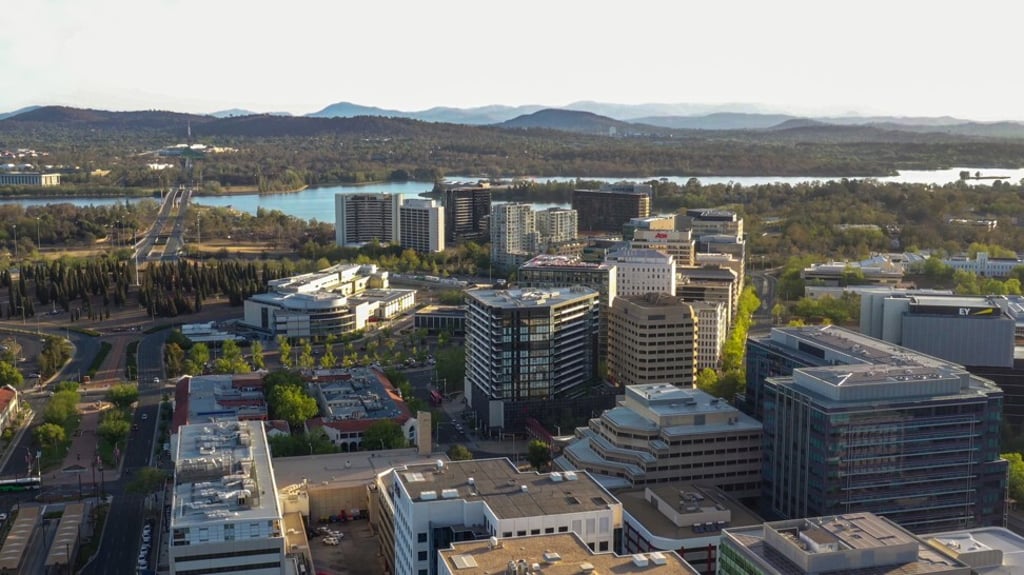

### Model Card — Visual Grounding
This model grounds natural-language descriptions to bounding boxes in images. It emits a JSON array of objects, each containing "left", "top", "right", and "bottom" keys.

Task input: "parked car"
[{"left": 322, "top": 536, "right": 339, "bottom": 546}]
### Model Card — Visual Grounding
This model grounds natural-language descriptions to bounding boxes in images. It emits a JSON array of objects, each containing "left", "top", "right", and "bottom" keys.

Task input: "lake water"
[{"left": 4, "top": 167, "right": 1022, "bottom": 220}]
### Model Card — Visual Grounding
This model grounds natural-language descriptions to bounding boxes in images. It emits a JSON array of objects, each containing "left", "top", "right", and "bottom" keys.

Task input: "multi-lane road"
[{"left": 134, "top": 185, "right": 192, "bottom": 263}]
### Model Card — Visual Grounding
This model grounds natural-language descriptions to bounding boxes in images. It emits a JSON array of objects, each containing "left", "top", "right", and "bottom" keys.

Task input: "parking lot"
[{"left": 308, "top": 519, "right": 381, "bottom": 575}]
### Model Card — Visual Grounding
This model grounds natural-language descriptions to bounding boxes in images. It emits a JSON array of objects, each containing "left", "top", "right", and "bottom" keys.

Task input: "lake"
[{"left": 4, "top": 167, "right": 1022, "bottom": 220}]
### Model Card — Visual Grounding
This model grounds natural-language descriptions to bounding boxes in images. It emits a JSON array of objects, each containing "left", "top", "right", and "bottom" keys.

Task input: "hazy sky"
[{"left": 2, "top": 0, "right": 1021, "bottom": 120}]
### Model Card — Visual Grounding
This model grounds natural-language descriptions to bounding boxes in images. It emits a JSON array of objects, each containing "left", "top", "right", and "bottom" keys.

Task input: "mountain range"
[{"left": 3, "top": 101, "right": 1024, "bottom": 140}]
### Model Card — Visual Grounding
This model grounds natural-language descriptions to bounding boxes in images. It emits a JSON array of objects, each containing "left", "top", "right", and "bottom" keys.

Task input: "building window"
[
  {"left": 502, "top": 532, "right": 513, "bottom": 538},
  {"left": 417, "top": 533, "right": 427, "bottom": 543},
  {"left": 531, "top": 529, "right": 540, "bottom": 535},
  {"left": 558, "top": 526, "right": 568, "bottom": 533},
  {"left": 517, "top": 531, "right": 526, "bottom": 537},
  {"left": 599, "top": 541, "right": 609, "bottom": 552},
  {"left": 418, "top": 551, "right": 427, "bottom": 561},
  {"left": 545, "top": 527, "right": 554, "bottom": 534}
]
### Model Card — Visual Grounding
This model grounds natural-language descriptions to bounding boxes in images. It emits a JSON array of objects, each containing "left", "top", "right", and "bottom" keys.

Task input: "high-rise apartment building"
[
  {"left": 535, "top": 207, "right": 578, "bottom": 245},
  {"left": 572, "top": 189, "right": 651, "bottom": 233},
  {"left": 169, "top": 421, "right": 284, "bottom": 575},
  {"left": 605, "top": 248, "right": 676, "bottom": 297},
  {"left": 517, "top": 255, "right": 618, "bottom": 359},
  {"left": 748, "top": 326, "right": 1007, "bottom": 533},
  {"left": 334, "top": 192, "right": 402, "bottom": 246},
  {"left": 442, "top": 186, "right": 491, "bottom": 244},
  {"left": 399, "top": 198, "right": 445, "bottom": 253},
  {"left": 464, "top": 287, "right": 599, "bottom": 433},
  {"left": 608, "top": 293, "right": 697, "bottom": 388},
  {"left": 490, "top": 203, "right": 538, "bottom": 271}
]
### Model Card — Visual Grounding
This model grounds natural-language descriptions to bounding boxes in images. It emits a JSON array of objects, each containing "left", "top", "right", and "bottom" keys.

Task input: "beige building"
[
  {"left": 557, "top": 384, "right": 762, "bottom": 497},
  {"left": 693, "top": 301, "right": 728, "bottom": 370},
  {"left": 632, "top": 228, "right": 695, "bottom": 266},
  {"left": 608, "top": 293, "right": 697, "bottom": 388},
  {"left": 399, "top": 198, "right": 445, "bottom": 253}
]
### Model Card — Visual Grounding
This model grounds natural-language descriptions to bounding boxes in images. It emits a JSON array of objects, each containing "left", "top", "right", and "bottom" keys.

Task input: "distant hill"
[
  {"left": 307, "top": 101, "right": 544, "bottom": 124},
  {"left": 635, "top": 112, "right": 799, "bottom": 130},
  {"left": 5, "top": 105, "right": 213, "bottom": 130},
  {"left": 307, "top": 102, "right": 411, "bottom": 119},
  {"left": 498, "top": 108, "right": 664, "bottom": 135},
  {"left": 0, "top": 106, "right": 40, "bottom": 121}
]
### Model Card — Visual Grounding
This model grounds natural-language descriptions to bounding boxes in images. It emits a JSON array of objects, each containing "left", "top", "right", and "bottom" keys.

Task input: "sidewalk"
[{"left": 0, "top": 406, "right": 35, "bottom": 474}]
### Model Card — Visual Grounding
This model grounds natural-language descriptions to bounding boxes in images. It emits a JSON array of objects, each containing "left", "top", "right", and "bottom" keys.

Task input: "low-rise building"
[
  {"left": 379, "top": 458, "right": 623, "bottom": 575},
  {"left": 0, "top": 172, "right": 60, "bottom": 186},
  {"left": 438, "top": 532, "right": 698, "bottom": 575},
  {"left": 718, "top": 513, "right": 971, "bottom": 575},
  {"left": 171, "top": 375, "right": 268, "bottom": 432},
  {"left": 305, "top": 368, "right": 416, "bottom": 451},
  {"left": 617, "top": 483, "right": 762, "bottom": 574},
  {"left": 414, "top": 305, "right": 466, "bottom": 336}
]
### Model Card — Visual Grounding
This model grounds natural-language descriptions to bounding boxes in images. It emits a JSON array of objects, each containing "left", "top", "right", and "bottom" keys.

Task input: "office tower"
[
  {"left": 605, "top": 248, "right": 676, "bottom": 297},
  {"left": 608, "top": 293, "right": 698, "bottom": 388},
  {"left": 442, "top": 187, "right": 491, "bottom": 244},
  {"left": 750, "top": 326, "right": 1007, "bottom": 533},
  {"left": 334, "top": 192, "right": 402, "bottom": 246},
  {"left": 693, "top": 301, "right": 728, "bottom": 370},
  {"left": 399, "top": 198, "right": 445, "bottom": 253},
  {"left": 572, "top": 189, "right": 651, "bottom": 234},
  {"left": 630, "top": 228, "right": 695, "bottom": 266}
]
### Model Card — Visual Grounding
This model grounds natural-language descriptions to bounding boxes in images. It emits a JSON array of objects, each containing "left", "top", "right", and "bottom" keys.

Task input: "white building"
[
  {"left": 334, "top": 192, "right": 402, "bottom": 247},
  {"left": 605, "top": 248, "right": 676, "bottom": 297},
  {"left": 490, "top": 202, "right": 538, "bottom": 271},
  {"left": 169, "top": 421, "right": 284, "bottom": 575},
  {"left": 945, "top": 251, "right": 1024, "bottom": 278},
  {"left": 399, "top": 198, "right": 445, "bottom": 253},
  {"left": 693, "top": 301, "right": 728, "bottom": 370},
  {"left": 380, "top": 458, "right": 623, "bottom": 575},
  {"left": 242, "top": 263, "right": 415, "bottom": 338},
  {"left": 535, "top": 207, "right": 578, "bottom": 245}
]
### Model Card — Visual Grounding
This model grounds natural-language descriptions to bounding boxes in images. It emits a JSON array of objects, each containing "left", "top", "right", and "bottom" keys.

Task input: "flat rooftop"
[
  {"left": 520, "top": 254, "right": 613, "bottom": 270},
  {"left": 186, "top": 375, "right": 267, "bottom": 423},
  {"left": 274, "top": 449, "right": 448, "bottom": 492},
  {"left": 726, "top": 513, "right": 966, "bottom": 575},
  {"left": 172, "top": 420, "right": 280, "bottom": 528},
  {"left": 761, "top": 326, "right": 964, "bottom": 370},
  {"left": 618, "top": 484, "right": 762, "bottom": 541},
  {"left": 923, "top": 527, "right": 1024, "bottom": 574},
  {"left": 45, "top": 502, "right": 84, "bottom": 568},
  {"left": 312, "top": 368, "right": 409, "bottom": 422},
  {"left": 394, "top": 458, "right": 617, "bottom": 519},
  {"left": 466, "top": 287, "right": 598, "bottom": 308},
  {"left": 0, "top": 504, "right": 41, "bottom": 571},
  {"left": 440, "top": 533, "right": 697, "bottom": 574}
]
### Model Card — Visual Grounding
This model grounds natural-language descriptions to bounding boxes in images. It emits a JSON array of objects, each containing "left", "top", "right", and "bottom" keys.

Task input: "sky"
[{"left": 2, "top": 0, "right": 1022, "bottom": 121}]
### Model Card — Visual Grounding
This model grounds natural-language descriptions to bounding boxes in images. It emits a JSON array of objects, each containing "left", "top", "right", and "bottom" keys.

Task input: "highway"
[{"left": 134, "top": 186, "right": 192, "bottom": 264}]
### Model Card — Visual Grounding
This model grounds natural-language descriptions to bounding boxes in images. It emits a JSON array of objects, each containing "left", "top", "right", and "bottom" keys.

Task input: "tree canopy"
[{"left": 363, "top": 420, "right": 407, "bottom": 450}]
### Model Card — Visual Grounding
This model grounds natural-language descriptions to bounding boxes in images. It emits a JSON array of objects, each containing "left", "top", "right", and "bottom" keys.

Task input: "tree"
[
  {"left": 320, "top": 347, "right": 336, "bottom": 369},
  {"left": 277, "top": 336, "right": 293, "bottom": 368},
  {"left": 98, "top": 414, "right": 131, "bottom": 445},
  {"left": 106, "top": 383, "right": 139, "bottom": 409},
  {"left": 1005, "top": 452, "right": 1024, "bottom": 503},
  {"left": 0, "top": 361, "right": 23, "bottom": 388},
  {"left": 165, "top": 342, "right": 185, "bottom": 376},
  {"left": 126, "top": 467, "right": 168, "bottom": 494},
  {"left": 695, "top": 368, "right": 718, "bottom": 393},
  {"left": 267, "top": 384, "right": 318, "bottom": 429},
  {"left": 447, "top": 444, "right": 473, "bottom": 461},
  {"left": 35, "top": 422, "right": 66, "bottom": 451},
  {"left": 43, "top": 389, "right": 80, "bottom": 427},
  {"left": 525, "top": 439, "right": 551, "bottom": 471},
  {"left": 251, "top": 340, "right": 265, "bottom": 370},
  {"left": 363, "top": 420, "right": 406, "bottom": 450},
  {"left": 434, "top": 347, "right": 465, "bottom": 394},
  {"left": 0, "top": 337, "right": 22, "bottom": 365},
  {"left": 186, "top": 342, "right": 210, "bottom": 374},
  {"left": 298, "top": 339, "right": 315, "bottom": 369},
  {"left": 53, "top": 381, "right": 79, "bottom": 393},
  {"left": 213, "top": 340, "right": 250, "bottom": 374}
]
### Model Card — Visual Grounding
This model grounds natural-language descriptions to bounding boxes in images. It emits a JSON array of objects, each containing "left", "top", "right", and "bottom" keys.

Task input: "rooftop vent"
[
  {"left": 563, "top": 471, "right": 579, "bottom": 481},
  {"left": 543, "top": 551, "right": 562, "bottom": 562},
  {"left": 468, "top": 477, "right": 475, "bottom": 486},
  {"left": 632, "top": 554, "right": 649, "bottom": 567},
  {"left": 579, "top": 562, "right": 596, "bottom": 573},
  {"left": 489, "top": 536, "right": 501, "bottom": 549},
  {"left": 420, "top": 491, "right": 438, "bottom": 501},
  {"left": 521, "top": 485, "right": 529, "bottom": 493},
  {"left": 550, "top": 472, "right": 564, "bottom": 482},
  {"left": 441, "top": 489, "right": 459, "bottom": 499},
  {"left": 648, "top": 552, "right": 667, "bottom": 565}
]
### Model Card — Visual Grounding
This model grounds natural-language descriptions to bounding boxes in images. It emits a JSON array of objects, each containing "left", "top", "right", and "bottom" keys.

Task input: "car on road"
[
  {"left": 0, "top": 513, "right": 7, "bottom": 522},
  {"left": 153, "top": 377, "right": 160, "bottom": 384},
  {"left": 322, "top": 536, "right": 339, "bottom": 546},
  {"left": 141, "top": 413, "right": 149, "bottom": 420}
]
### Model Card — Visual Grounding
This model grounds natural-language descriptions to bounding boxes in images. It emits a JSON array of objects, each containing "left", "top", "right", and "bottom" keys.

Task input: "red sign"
[{"left": 655, "top": 232, "right": 668, "bottom": 239}]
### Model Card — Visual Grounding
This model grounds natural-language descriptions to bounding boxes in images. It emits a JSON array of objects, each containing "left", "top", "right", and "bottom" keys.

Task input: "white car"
[{"left": 322, "top": 536, "right": 339, "bottom": 546}]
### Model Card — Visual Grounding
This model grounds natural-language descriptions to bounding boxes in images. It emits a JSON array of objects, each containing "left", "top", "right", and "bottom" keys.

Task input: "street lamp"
[{"left": 35, "top": 217, "right": 40, "bottom": 250}]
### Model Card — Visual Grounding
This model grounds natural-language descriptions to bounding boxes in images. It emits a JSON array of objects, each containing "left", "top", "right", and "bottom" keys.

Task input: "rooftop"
[
  {"left": 172, "top": 420, "right": 280, "bottom": 528},
  {"left": 725, "top": 513, "right": 967, "bottom": 575},
  {"left": 439, "top": 533, "right": 697, "bottom": 574},
  {"left": 520, "top": 254, "right": 613, "bottom": 270},
  {"left": 609, "top": 384, "right": 761, "bottom": 436},
  {"left": 274, "top": 449, "right": 448, "bottom": 492},
  {"left": 185, "top": 375, "right": 267, "bottom": 424},
  {"left": 393, "top": 458, "right": 617, "bottom": 520},
  {"left": 466, "top": 287, "right": 598, "bottom": 308},
  {"left": 617, "top": 483, "right": 763, "bottom": 541},
  {"left": 758, "top": 326, "right": 963, "bottom": 370},
  {"left": 309, "top": 367, "right": 411, "bottom": 423},
  {"left": 923, "top": 527, "right": 1024, "bottom": 574},
  {"left": 606, "top": 248, "right": 674, "bottom": 263}
]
